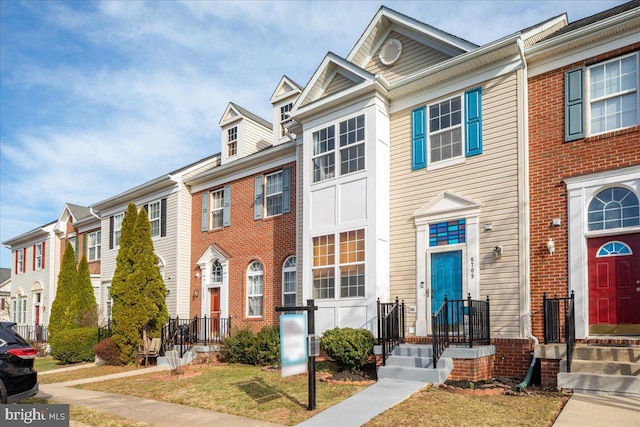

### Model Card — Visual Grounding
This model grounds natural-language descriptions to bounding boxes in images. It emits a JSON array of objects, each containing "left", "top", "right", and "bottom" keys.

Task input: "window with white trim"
[
  {"left": 265, "top": 171, "right": 283, "bottom": 217},
  {"left": 148, "top": 200, "right": 162, "bottom": 237},
  {"left": 587, "top": 187, "right": 640, "bottom": 231},
  {"left": 17, "top": 250, "right": 24, "bottom": 274},
  {"left": 312, "top": 229, "right": 365, "bottom": 300},
  {"left": 88, "top": 231, "right": 101, "bottom": 261},
  {"left": 280, "top": 103, "right": 293, "bottom": 137},
  {"left": 210, "top": 189, "right": 224, "bottom": 229},
  {"left": 428, "top": 96, "right": 462, "bottom": 163},
  {"left": 35, "top": 243, "right": 42, "bottom": 269},
  {"left": 247, "top": 261, "right": 264, "bottom": 317},
  {"left": 312, "top": 114, "right": 366, "bottom": 183},
  {"left": 12, "top": 299, "right": 17, "bottom": 323},
  {"left": 282, "top": 256, "right": 296, "bottom": 307},
  {"left": 339, "top": 229, "right": 365, "bottom": 298},
  {"left": 228, "top": 126, "right": 238, "bottom": 157},
  {"left": 20, "top": 297, "right": 27, "bottom": 324},
  {"left": 211, "top": 260, "right": 223, "bottom": 285},
  {"left": 113, "top": 213, "right": 124, "bottom": 246},
  {"left": 588, "top": 53, "right": 638, "bottom": 135}
]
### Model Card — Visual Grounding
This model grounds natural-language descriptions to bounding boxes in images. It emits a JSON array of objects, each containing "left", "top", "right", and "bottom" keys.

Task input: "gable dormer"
[
  {"left": 270, "top": 76, "right": 302, "bottom": 145},
  {"left": 219, "top": 103, "right": 272, "bottom": 165}
]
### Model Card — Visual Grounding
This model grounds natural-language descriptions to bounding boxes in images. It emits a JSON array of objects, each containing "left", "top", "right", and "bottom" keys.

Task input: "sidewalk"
[
  {"left": 553, "top": 392, "right": 640, "bottom": 427},
  {"left": 37, "top": 366, "right": 284, "bottom": 427}
]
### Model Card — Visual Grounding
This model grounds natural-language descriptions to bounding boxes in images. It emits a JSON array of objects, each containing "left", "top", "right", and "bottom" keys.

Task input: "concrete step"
[
  {"left": 558, "top": 372, "right": 640, "bottom": 397},
  {"left": 157, "top": 347, "right": 195, "bottom": 367},
  {"left": 567, "top": 360, "right": 640, "bottom": 376},
  {"left": 573, "top": 346, "right": 640, "bottom": 363},
  {"left": 385, "top": 356, "right": 435, "bottom": 369},
  {"left": 377, "top": 357, "right": 453, "bottom": 384},
  {"left": 392, "top": 344, "right": 433, "bottom": 358}
]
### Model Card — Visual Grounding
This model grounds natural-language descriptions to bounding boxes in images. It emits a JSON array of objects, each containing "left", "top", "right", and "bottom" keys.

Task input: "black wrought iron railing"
[
  {"left": 13, "top": 325, "right": 48, "bottom": 344},
  {"left": 377, "top": 297, "right": 405, "bottom": 364},
  {"left": 543, "top": 291, "right": 576, "bottom": 372},
  {"left": 565, "top": 293, "right": 575, "bottom": 373},
  {"left": 97, "top": 319, "right": 112, "bottom": 342},
  {"left": 432, "top": 294, "right": 490, "bottom": 369},
  {"left": 161, "top": 316, "right": 232, "bottom": 358}
]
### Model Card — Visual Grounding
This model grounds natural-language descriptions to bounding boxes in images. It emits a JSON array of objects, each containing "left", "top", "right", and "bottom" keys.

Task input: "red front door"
[
  {"left": 588, "top": 233, "right": 640, "bottom": 334},
  {"left": 209, "top": 288, "right": 220, "bottom": 333}
]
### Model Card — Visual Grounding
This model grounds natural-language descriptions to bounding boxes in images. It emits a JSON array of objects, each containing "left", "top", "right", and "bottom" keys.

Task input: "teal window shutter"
[
  {"left": 411, "top": 106, "right": 427, "bottom": 169},
  {"left": 282, "top": 166, "right": 291, "bottom": 214},
  {"left": 223, "top": 186, "right": 231, "bottom": 227},
  {"left": 565, "top": 68, "right": 585, "bottom": 141},
  {"left": 465, "top": 87, "right": 482, "bottom": 157},
  {"left": 201, "top": 192, "right": 209, "bottom": 231},
  {"left": 254, "top": 176, "right": 263, "bottom": 220}
]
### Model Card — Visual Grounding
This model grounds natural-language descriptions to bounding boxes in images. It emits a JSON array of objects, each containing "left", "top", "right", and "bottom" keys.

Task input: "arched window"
[
  {"left": 588, "top": 187, "right": 640, "bottom": 231},
  {"left": 157, "top": 256, "right": 165, "bottom": 280},
  {"left": 211, "top": 260, "right": 223, "bottom": 285},
  {"left": 247, "top": 261, "right": 264, "bottom": 317},
  {"left": 282, "top": 256, "right": 296, "bottom": 307},
  {"left": 596, "top": 241, "right": 632, "bottom": 257}
]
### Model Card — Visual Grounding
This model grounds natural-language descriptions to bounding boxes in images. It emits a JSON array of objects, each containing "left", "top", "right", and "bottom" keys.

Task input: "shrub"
[
  {"left": 93, "top": 338, "right": 122, "bottom": 366},
  {"left": 50, "top": 327, "right": 98, "bottom": 364},
  {"left": 222, "top": 326, "right": 281, "bottom": 366},
  {"left": 255, "top": 325, "right": 280, "bottom": 366},
  {"left": 320, "top": 327, "right": 375, "bottom": 372}
]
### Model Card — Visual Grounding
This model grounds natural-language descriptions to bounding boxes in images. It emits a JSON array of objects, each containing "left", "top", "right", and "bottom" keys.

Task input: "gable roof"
[
  {"left": 219, "top": 102, "right": 272, "bottom": 129},
  {"left": 270, "top": 75, "right": 303, "bottom": 104}
]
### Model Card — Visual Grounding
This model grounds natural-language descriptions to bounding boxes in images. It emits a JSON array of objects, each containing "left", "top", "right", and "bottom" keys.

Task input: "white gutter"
[{"left": 517, "top": 37, "right": 538, "bottom": 347}]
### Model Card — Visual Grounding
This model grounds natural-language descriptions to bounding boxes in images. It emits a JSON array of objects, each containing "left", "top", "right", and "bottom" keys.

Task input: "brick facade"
[
  {"left": 190, "top": 161, "right": 296, "bottom": 331},
  {"left": 528, "top": 43, "right": 640, "bottom": 340}
]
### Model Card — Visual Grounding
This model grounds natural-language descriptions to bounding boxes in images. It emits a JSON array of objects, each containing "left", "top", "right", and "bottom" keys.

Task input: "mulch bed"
[{"left": 443, "top": 377, "right": 569, "bottom": 397}]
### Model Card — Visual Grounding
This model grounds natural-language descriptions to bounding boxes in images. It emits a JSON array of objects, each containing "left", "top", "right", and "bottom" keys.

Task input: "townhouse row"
[{"left": 4, "top": 2, "right": 639, "bottom": 379}]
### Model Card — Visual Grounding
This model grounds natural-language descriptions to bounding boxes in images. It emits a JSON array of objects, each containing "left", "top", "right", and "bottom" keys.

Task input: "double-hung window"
[
  {"left": 17, "top": 249, "right": 24, "bottom": 274},
  {"left": 589, "top": 53, "right": 638, "bottom": 135},
  {"left": 312, "top": 229, "right": 365, "bottom": 300},
  {"left": 35, "top": 243, "right": 43, "bottom": 269},
  {"left": 148, "top": 200, "right": 161, "bottom": 237},
  {"left": 228, "top": 127, "right": 238, "bottom": 157},
  {"left": 247, "top": 261, "right": 264, "bottom": 317},
  {"left": 282, "top": 256, "right": 296, "bottom": 307},
  {"left": 280, "top": 102, "right": 293, "bottom": 137},
  {"left": 113, "top": 213, "right": 124, "bottom": 246},
  {"left": 88, "top": 231, "right": 101, "bottom": 261},
  {"left": 429, "top": 96, "right": 463, "bottom": 163},
  {"left": 265, "top": 171, "right": 283, "bottom": 217},
  {"left": 313, "top": 115, "right": 366, "bottom": 183},
  {"left": 210, "top": 189, "right": 224, "bottom": 229}
]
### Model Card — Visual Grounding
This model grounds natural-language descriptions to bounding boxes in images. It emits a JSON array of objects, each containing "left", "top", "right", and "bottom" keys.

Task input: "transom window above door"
[
  {"left": 596, "top": 241, "right": 632, "bottom": 257},
  {"left": 587, "top": 186, "right": 640, "bottom": 231}
]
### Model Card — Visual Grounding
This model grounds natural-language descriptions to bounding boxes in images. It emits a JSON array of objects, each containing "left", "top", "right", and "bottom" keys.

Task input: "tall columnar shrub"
[
  {"left": 48, "top": 241, "right": 78, "bottom": 340},
  {"left": 73, "top": 255, "right": 98, "bottom": 327},
  {"left": 111, "top": 204, "right": 168, "bottom": 364},
  {"left": 320, "top": 327, "right": 375, "bottom": 372}
]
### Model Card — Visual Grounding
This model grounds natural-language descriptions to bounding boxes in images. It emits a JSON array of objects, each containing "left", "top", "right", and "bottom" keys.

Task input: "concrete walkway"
[
  {"left": 37, "top": 366, "right": 284, "bottom": 427},
  {"left": 295, "top": 378, "right": 425, "bottom": 427},
  {"left": 553, "top": 392, "right": 640, "bottom": 427}
]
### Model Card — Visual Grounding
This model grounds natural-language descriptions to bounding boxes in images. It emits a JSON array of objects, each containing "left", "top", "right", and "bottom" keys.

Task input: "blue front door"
[{"left": 430, "top": 250, "right": 463, "bottom": 314}]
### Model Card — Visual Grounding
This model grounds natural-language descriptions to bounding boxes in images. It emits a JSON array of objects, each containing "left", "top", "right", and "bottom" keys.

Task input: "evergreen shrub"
[
  {"left": 320, "top": 327, "right": 375, "bottom": 372},
  {"left": 50, "top": 327, "right": 98, "bottom": 364},
  {"left": 222, "top": 326, "right": 281, "bottom": 366}
]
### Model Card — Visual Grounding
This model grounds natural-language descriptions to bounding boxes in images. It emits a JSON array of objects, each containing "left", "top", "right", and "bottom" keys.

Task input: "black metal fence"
[
  {"left": 544, "top": 291, "right": 575, "bottom": 371},
  {"left": 98, "top": 319, "right": 112, "bottom": 342},
  {"left": 377, "top": 297, "right": 405, "bottom": 364},
  {"left": 432, "top": 294, "right": 490, "bottom": 369},
  {"left": 162, "top": 316, "right": 232, "bottom": 358},
  {"left": 13, "top": 325, "right": 48, "bottom": 344}
]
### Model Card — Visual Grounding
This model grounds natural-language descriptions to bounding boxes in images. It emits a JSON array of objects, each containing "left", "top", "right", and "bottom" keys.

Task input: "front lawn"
[
  {"left": 78, "top": 364, "right": 368, "bottom": 426},
  {"left": 38, "top": 365, "right": 139, "bottom": 384},
  {"left": 34, "top": 356, "right": 79, "bottom": 372}
]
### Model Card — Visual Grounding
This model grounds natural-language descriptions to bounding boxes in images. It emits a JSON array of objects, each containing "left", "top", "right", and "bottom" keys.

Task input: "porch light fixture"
[
  {"left": 547, "top": 238, "right": 555, "bottom": 255},
  {"left": 192, "top": 289, "right": 199, "bottom": 299},
  {"left": 195, "top": 272, "right": 200, "bottom": 278},
  {"left": 492, "top": 245, "right": 503, "bottom": 260},
  {"left": 483, "top": 223, "right": 493, "bottom": 231}
]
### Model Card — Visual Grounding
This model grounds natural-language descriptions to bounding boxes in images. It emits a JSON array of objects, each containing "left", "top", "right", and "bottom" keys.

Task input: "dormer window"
[
  {"left": 280, "top": 103, "right": 293, "bottom": 137},
  {"left": 228, "top": 127, "right": 238, "bottom": 157}
]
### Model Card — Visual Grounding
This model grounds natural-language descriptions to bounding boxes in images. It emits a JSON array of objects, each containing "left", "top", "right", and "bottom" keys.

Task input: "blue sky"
[{"left": 0, "top": 0, "right": 625, "bottom": 268}]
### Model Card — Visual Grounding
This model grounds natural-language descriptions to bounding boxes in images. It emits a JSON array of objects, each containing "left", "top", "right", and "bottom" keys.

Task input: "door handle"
[{"left": 636, "top": 287, "right": 640, "bottom": 293}]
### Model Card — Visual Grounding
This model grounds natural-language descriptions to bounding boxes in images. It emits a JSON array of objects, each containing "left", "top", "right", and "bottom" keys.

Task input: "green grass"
[
  {"left": 78, "top": 364, "right": 368, "bottom": 426},
  {"left": 38, "top": 365, "right": 139, "bottom": 384},
  {"left": 34, "top": 356, "right": 75, "bottom": 372}
]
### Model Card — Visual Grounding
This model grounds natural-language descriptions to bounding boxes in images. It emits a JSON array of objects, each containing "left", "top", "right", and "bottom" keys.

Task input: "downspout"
[{"left": 516, "top": 36, "right": 539, "bottom": 392}]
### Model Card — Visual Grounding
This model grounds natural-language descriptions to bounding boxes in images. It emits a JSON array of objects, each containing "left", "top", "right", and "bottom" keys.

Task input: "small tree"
[
  {"left": 73, "top": 255, "right": 98, "bottom": 327},
  {"left": 49, "top": 242, "right": 78, "bottom": 339}
]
